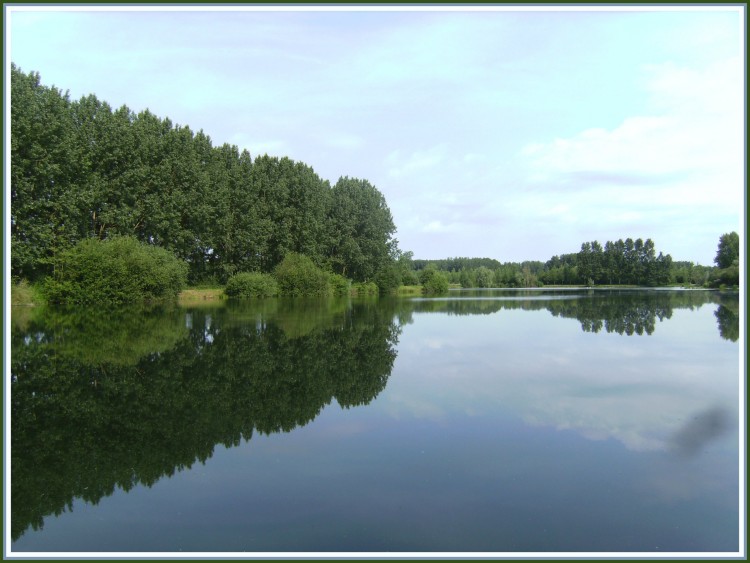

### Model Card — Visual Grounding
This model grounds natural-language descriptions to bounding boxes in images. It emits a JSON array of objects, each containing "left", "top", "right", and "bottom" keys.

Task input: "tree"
[
  {"left": 474, "top": 266, "right": 494, "bottom": 288},
  {"left": 11, "top": 64, "right": 87, "bottom": 280},
  {"left": 11, "top": 66, "right": 407, "bottom": 287},
  {"left": 419, "top": 268, "right": 449, "bottom": 295},
  {"left": 714, "top": 232, "right": 739, "bottom": 269},
  {"left": 327, "top": 177, "right": 398, "bottom": 281}
]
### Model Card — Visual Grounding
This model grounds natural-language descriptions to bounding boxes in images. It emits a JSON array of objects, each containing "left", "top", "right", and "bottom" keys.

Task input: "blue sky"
[{"left": 6, "top": 5, "right": 744, "bottom": 265}]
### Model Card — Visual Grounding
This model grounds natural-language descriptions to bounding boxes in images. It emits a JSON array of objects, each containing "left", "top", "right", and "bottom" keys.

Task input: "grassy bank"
[
  {"left": 177, "top": 288, "right": 226, "bottom": 305},
  {"left": 11, "top": 280, "right": 43, "bottom": 307}
]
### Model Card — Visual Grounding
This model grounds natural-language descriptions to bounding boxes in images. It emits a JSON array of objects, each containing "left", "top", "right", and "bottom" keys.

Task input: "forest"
[
  {"left": 10, "top": 64, "right": 740, "bottom": 299},
  {"left": 412, "top": 231, "right": 738, "bottom": 289},
  {"left": 10, "top": 64, "right": 400, "bottom": 288}
]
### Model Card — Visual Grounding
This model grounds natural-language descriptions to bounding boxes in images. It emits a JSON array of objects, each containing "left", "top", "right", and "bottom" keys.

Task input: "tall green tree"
[
  {"left": 714, "top": 232, "right": 740, "bottom": 269},
  {"left": 327, "top": 177, "right": 397, "bottom": 281},
  {"left": 11, "top": 65, "right": 405, "bottom": 285},
  {"left": 11, "top": 65, "right": 88, "bottom": 280}
]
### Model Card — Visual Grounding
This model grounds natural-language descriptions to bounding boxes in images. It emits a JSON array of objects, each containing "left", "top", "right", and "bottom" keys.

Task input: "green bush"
[
  {"left": 225, "top": 272, "right": 279, "bottom": 298},
  {"left": 273, "top": 252, "right": 330, "bottom": 296},
  {"left": 374, "top": 265, "right": 401, "bottom": 294},
  {"left": 328, "top": 273, "right": 351, "bottom": 296},
  {"left": 43, "top": 236, "right": 187, "bottom": 304},
  {"left": 352, "top": 281, "right": 379, "bottom": 296},
  {"left": 420, "top": 269, "right": 449, "bottom": 295},
  {"left": 401, "top": 270, "right": 420, "bottom": 286}
]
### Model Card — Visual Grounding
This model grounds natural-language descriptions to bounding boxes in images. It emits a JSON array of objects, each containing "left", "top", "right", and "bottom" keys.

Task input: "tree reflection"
[
  {"left": 10, "top": 289, "right": 736, "bottom": 542},
  {"left": 10, "top": 300, "right": 400, "bottom": 541},
  {"left": 405, "top": 289, "right": 731, "bottom": 338},
  {"left": 714, "top": 294, "right": 740, "bottom": 342}
]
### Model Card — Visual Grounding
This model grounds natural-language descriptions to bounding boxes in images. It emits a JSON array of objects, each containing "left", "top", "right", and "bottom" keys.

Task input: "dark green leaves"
[
  {"left": 42, "top": 236, "right": 188, "bottom": 304},
  {"left": 11, "top": 65, "right": 404, "bottom": 287}
]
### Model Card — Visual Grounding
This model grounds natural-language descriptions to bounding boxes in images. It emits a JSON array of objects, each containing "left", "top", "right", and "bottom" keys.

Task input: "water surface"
[{"left": 9, "top": 289, "right": 741, "bottom": 554}]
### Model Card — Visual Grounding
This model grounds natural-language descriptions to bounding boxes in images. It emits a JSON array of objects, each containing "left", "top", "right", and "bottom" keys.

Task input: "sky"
[{"left": 5, "top": 5, "right": 745, "bottom": 265}]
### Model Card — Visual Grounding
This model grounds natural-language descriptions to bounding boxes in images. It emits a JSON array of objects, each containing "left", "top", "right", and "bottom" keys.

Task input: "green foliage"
[
  {"left": 11, "top": 64, "right": 86, "bottom": 280},
  {"left": 273, "top": 252, "right": 330, "bottom": 296},
  {"left": 352, "top": 281, "right": 379, "bottom": 296},
  {"left": 42, "top": 236, "right": 187, "bottom": 304},
  {"left": 420, "top": 268, "right": 449, "bottom": 295},
  {"left": 710, "top": 264, "right": 740, "bottom": 288},
  {"left": 11, "top": 65, "right": 402, "bottom": 286},
  {"left": 328, "top": 177, "right": 398, "bottom": 281},
  {"left": 11, "top": 279, "right": 43, "bottom": 307},
  {"left": 401, "top": 270, "right": 420, "bottom": 286},
  {"left": 374, "top": 264, "right": 402, "bottom": 294},
  {"left": 714, "top": 232, "right": 739, "bottom": 269},
  {"left": 225, "top": 272, "right": 279, "bottom": 299},
  {"left": 474, "top": 266, "right": 494, "bottom": 288},
  {"left": 328, "top": 273, "right": 351, "bottom": 296}
]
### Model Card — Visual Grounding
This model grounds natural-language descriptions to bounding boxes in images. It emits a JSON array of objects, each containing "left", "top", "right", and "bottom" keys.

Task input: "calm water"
[{"left": 9, "top": 289, "right": 742, "bottom": 554}]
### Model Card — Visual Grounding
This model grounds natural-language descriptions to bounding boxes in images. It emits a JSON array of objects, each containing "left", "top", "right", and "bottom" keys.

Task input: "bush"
[
  {"left": 374, "top": 265, "right": 401, "bottom": 294},
  {"left": 351, "top": 281, "right": 379, "bottom": 296},
  {"left": 273, "top": 252, "right": 330, "bottom": 296},
  {"left": 420, "top": 269, "right": 449, "bottom": 295},
  {"left": 43, "top": 236, "right": 187, "bottom": 304},
  {"left": 225, "top": 272, "right": 279, "bottom": 299},
  {"left": 401, "top": 270, "right": 420, "bottom": 286},
  {"left": 328, "top": 273, "right": 351, "bottom": 296}
]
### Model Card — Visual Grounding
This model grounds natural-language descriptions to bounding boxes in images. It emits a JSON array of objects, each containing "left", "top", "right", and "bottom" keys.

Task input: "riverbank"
[{"left": 177, "top": 288, "right": 226, "bottom": 305}]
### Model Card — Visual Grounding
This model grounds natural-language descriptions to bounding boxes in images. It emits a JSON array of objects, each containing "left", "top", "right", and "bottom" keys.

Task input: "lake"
[{"left": 8, "top": 288, "right": 742, "bottom": 555}]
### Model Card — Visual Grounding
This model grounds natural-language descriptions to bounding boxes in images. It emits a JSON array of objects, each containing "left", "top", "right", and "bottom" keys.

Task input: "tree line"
[
  {"left": 11, "top": 64, "right": 400, "bottom": 286},
  {"left": 413, "top": 233, "right": 739, "bottom": 288}
]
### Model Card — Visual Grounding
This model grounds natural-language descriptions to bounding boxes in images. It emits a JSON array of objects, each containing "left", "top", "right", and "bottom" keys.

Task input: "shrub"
[
  {"left": 374, "top": 265, "right": 401, "bottom": 294},
  {"left": 351, "top": 281, "right": 378, "bottom": 296},
  {"left": 401, "top": 270, "right": 420, "bottom": 286},
  {"left": 225, "top": 272, "right": 279, "bottom": 299},
  {"left": 328, "top": 273, "right": 351, "bottom": 296},
  {"left": 420, "top": 269, "right": 449, "bottom": 295},
  {"left": 273, "top": 252, "right": 330, "bottom": 296},
  {"left": 43, "top": 236, "right": 187, "bottom": 304}
]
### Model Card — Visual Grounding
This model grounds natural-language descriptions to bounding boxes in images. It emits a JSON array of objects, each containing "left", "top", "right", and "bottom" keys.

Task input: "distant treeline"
[
  {"left": 11, "top": 64, "right": 400, "bottom": 285},
  {"left": 413, "top": 233, "right": 739, "bottom": 288}
]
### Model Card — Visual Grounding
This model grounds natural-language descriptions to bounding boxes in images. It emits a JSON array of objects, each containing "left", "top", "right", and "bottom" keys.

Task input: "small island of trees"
[{"left": 10, "top": 64, "right": 740, "bottom": 305}]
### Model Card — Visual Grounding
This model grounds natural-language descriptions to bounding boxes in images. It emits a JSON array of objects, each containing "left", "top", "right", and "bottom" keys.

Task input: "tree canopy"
[
  {"left": 10, "top": 64, "right": 400, "bottom": 287},
  {"left": 714, "top": 232, "right": 739, "bottom": 269}
]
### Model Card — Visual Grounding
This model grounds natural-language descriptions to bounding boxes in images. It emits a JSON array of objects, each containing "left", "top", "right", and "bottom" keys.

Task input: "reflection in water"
[
  {"left": 668, "top": 406, "right": 732, "bottom": 458},
  {"left": 10, "top": 299, "right": 401, "bottom": 542},
  {"left": 390, "top": 289, "right": 739, "bottom": 456},
  {"left": 715, "top": 302, "right": 740, "bottom": 342},
  {"left": 403, "top": 288, "right": 736, "bottom": 338},
  {"left": 9, "top": 289, "right": 738, "bottom": 547}
]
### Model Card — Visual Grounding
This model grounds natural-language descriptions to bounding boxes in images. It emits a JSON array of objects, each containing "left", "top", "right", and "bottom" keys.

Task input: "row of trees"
[
  {"left": 551, "top": 237, "right": 673, "bottom": 286},
  {"left": 413, "top": 233, "right": 739, "bottom": 288},
  {"left": 11, "top": 64, "right": 400, "bottom": 286}
]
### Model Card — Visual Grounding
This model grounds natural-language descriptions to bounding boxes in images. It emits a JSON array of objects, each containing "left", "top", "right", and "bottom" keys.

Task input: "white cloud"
[
  {"left": 423, "top": 220, "right": 457, "bottom": 234},
  {"left": 521, "top": 56, "right": 742, "bottom": 196},
  {"left": 386, "top": 144, "right": 449, "bottom": 178},
  {"left": 512, "top": 55, "right": 743, "bottom": 261}
]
